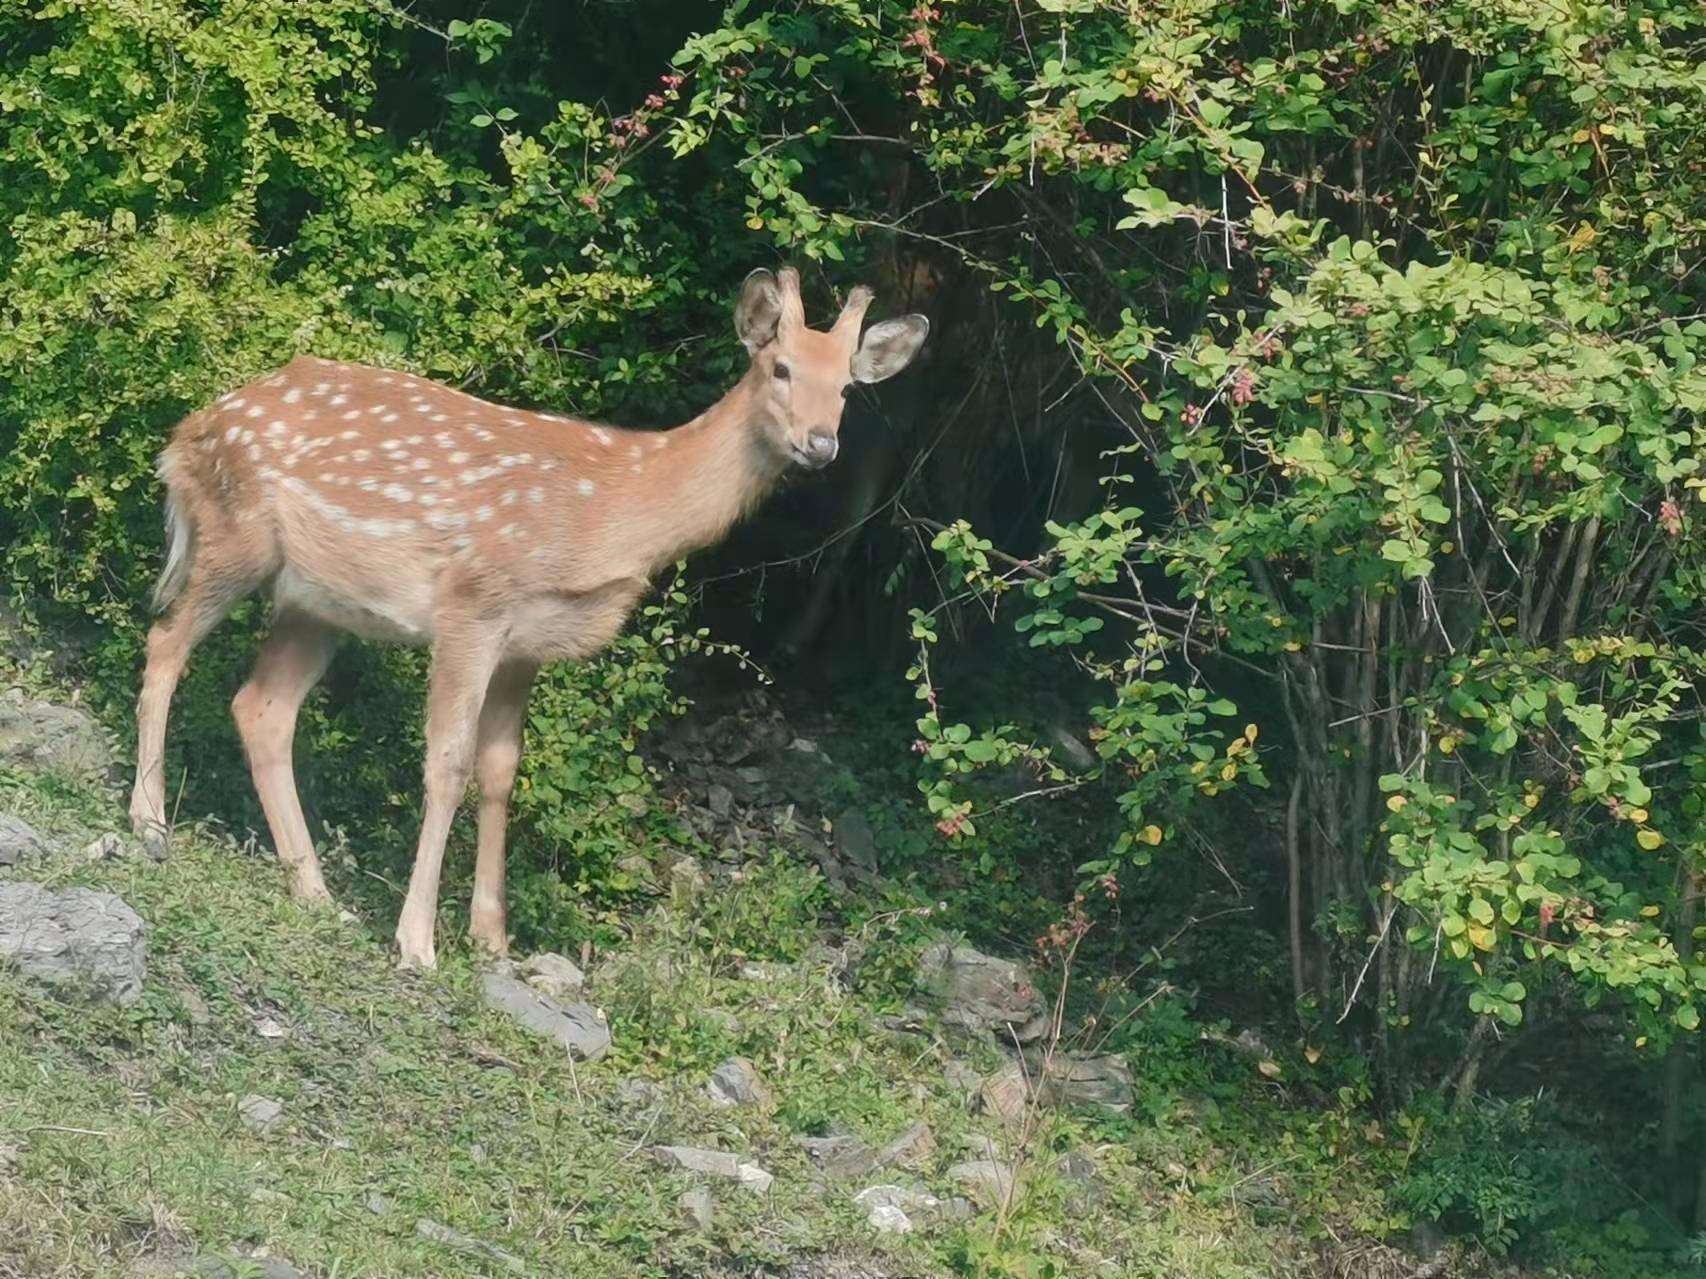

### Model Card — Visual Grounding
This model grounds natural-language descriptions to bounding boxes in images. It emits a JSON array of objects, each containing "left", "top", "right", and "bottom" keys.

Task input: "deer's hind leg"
[
  {"left": 469, "top": 660, "right": 538, "bottom": 958},
  {"left": 130, "top": 522, "right": 270, "bottom": 850},
  {"left": 231, "top": 610, "right": 341, "bottom": 903}
]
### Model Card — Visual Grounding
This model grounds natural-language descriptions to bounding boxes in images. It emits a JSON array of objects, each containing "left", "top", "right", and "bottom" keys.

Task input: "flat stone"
[
  {"left": 948, "top": 1158, "right": 1015, "bottom": 1205},
  {"left": 652, "top": 1145, "right": 773, "bottom": 1194},
  {"left": 918, "top": 943, "right": 1043, "bottom": 1033},
  {"left": 238, "top": 1094, "right": 283, "bottom": 1133},
  {"left": 83, "top": 832, "right": 127, "bottom": 862},
  {"left": 520, "top": 951, "right": 585, "bottom": 998},
  {"left": 1035, "top": 1052, "right": 1134, "bottom": 1111},
  {"left": 979, "top": 1063, "right": 1032, "bottom": 1125},
  {"left": 0, "top": 882, "right": 145, "bottom": 1005},
  {"left": 481, "top": 970, "right": 609, "bottom": 1061},
  {"left": 366, "top": 1191, "right": 392, "bottom": 1216},
  {"left": 707, "top": 1056, "right": 773, "bottom": 1109},
  {"left": 415, "top": 1217, "right": 524, "bottom": 1273},
  {"left": 796, "top": 1133, "right": 877, "bottom": 1179},
  {"left": 833, "top": 810, "right": 879, "bottom": 872},
  {"left": 707, "top": 784, "right": 734, "bottom": 818},
  {"left": 0, "top": 690, "right": 114, "bottom": 781},
  {"left": 874, "top": 1122, "right": 935, "bottom": 1171},
  {"left": 866, "top": 1203, "right": 912, "bottom": 1233},
  {"left": 0, "top": 815, "right": 49, "bottom": 868},
  {"left": 677, "top": 1185, "right": 714, "bottom": 1231}
]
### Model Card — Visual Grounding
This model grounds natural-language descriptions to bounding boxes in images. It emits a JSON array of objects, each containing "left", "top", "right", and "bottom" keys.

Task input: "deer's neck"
[{"left": 613, "top": 372, "right": 788, "bottom": 577}]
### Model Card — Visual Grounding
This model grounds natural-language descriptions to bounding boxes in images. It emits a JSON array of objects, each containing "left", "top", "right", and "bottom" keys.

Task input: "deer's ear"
[
  {"left": 735, "top": 269, "right": 783, "bottom": 353},
  {"left": 851, "top": 315, "right": 930, "bottom": 384}
]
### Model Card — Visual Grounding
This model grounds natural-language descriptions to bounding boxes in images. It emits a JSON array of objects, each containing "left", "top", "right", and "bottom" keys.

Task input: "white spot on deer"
[
  {"left": 379, "top": 376, "right": 395, "bottom": 385},
  {"left": 410, "top": 457, "right": 431, "bottom": 472},
  {"left": 358, "top": 478, "right": 380, "bottom": 492},
  {"left": 630, "top": 462, "right": 643, "bottom": 474},
  {"left": 339, "top": 430, "right": 360, "bottom": 440},
  {"left": 471, "top": 428, "right": 496, "bottom": 442},
  {"left": 406, "top": 435, "right": 423, "bottom": 446},
  {"left": 239, "top": 430, "right": 255, "bottom": 445},
  {"left": 266, "top": 421, "right": 288, "bottom": 437},
  {"left": 342, "top": 409, "right": 362, "bottom": 420},
  {"left": 498, "top": 523, "right": 520, "bottom": 540},
  {"left": 449, "top": 451, "right": 469, "bottom": 464},
  {"left": 313, "top": 382, "right": 330, "bottom": 396},
  {"left": 226, "top": 397, "right": 246, "bottom": 410},
  {"left": 652, "top": 434, "right": 669, "bottom": 450},
  {"left": 246, "top": 405, "right": 265, "bottom": 418},
  {"left": 431, "top": 413, "right": 448, "bottom": 423},
  {"left": 380, "top": 440, "right": 400, "bottom": 452},
  {"left": 591, "top": 428, "right": 613, "bottom": 446},
  {"left": 248, "top": 444, "right": 263, "bottom": 461},
  {"left": 501, "top": 490, "right": 518, "bottom": 506},
  {"left": 329, "top": 394, "right": 348, "bottom": 407},
  {"left": 257, "top": 465, "right": 280, "bottom": 481},
  {"left": 475, "top": 505, "right": 494, "bottom": 522},
  {"left": 224, "top": 425, "right": 241, "bottom": 443},
  {"left": 628, "top": 444, "right": 643, "bottom": 460},
  {"left": 435, "top": 433, "right": 457, "bottom": 449},
  {"left": 319, "top": 472, "right": 335, "bottom": 482},
  {"left": 302, "top": 411, "right": 319, "bottom": 422},
  {"left": 527, "top": 487, "right": 544, "bottom": 504},
  {"left": 382, "top": 484, "right": 413, "bottom": 503},
  {"left": 413, "top": 403, "right": 432, "bottom": 414},
  {"left": 265, "top": 375, "right": 286, "bottom": 387},
  {"left": 282, "top": 387, "right": 302, "bottom": 405},
  {"left": 540, "top": 460, "right": 559, "bottom": 472},
  {"left": 426, "top": 509, "right": 469, "bottom": 531},
  {"left": 421, "top": 475, "right": 442, "bottom": 487},
  {"left": 382, "top": 412, "right": 400, "bottom": 424},
  {"left": 578, "top": 478, "right": 596, "bottom": 497}
]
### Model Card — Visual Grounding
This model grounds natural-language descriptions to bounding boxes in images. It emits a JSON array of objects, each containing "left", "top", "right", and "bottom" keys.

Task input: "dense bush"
[{"left": 6, "top": 0, "right": 1706, "bottom": 1260}]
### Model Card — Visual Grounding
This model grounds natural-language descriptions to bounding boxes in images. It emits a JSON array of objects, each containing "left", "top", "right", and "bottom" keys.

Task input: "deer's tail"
[{"left": 150, "top": 454, "right": 195, "bottom": 615}]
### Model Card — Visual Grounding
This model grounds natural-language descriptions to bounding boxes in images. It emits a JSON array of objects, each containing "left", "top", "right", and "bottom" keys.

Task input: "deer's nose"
[{"left": 800, "top": 429, "right": 839, "bottom": 468}]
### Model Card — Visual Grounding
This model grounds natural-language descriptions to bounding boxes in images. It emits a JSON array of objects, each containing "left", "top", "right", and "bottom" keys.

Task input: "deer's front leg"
[
  {"left": 469, "top": 661, "right": 538, "bottom": 958},
  {"left": 395, "top": 621, "right": 507, "bottom": 970}
]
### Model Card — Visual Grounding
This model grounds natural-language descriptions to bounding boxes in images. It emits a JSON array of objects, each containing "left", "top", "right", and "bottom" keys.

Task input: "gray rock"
[
  {"left": 0, "top": 690, "right": 114, "bottom": 781},
  {"left": 943, "top": 1059, "right": 982, "bottom": 1096},
  {"left": 979, "top": 1063, "right": 1033, "bottom": 1125},
  {"left": 1035, "top": 1053, "right": 1134, "bottom": 1111},
  {"left": 677, "top": 1184, "right": 714, "bottom": 1231},
  {"left": 365, "top": 1191, "right": 392, "bottom": 1216},
  {"left": 238, "top": 1094, "right": 283, "bottom": 1132},
  {"left": 0, "top": 882, "right": 145, "bottom": 1004},
  {"left": 616, "top": 1077, "right": 665, "bottom": 1111},
  {"left": 520, "top": 951, "right": 585, "bottom": 998},
  {"left": 850, "top": 1183, "right": 973, "bottom": 1227},
  {"left": 948, "top": 1158, "right": 1016, "bottom": 1205},
  {"left": 0, "top": 815, "right": 48, "bottom": 868},
  {"left": 652, "top": 1145, "right": 773, "bottom": 1193},
  {"left": 481, "top": 969, "right": 610, "bottom": 1061},
  {"left": 707, "top": 783, "right": 735, "bottom": 818},
  {"left": 918, "top": 943, "right": 1043, "bottom": 1034},
  {"left": 833, "top": 810, "right": 879, "bottom": 872},
  {"left": 415, "top": 1217, "right": 524, "bottom": 1273},
  {"left": 707, "top": 1056, "right": 773, "bottom": 1109},
  {"left": 796, "top": 1134, "right": 877, "bottom": 1178},
  {"left": 875, "top": 1122, "right": 935, "bottom": 1171},
  {"left": 866, "top": 1203, "right": 913, "bottom": 1234},
  {"left": 83, "top": 832, "right": 127, "bottom": 862}
]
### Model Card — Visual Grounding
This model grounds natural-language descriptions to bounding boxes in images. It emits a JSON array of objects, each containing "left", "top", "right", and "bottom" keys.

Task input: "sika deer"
[{"left": 130, "top": 267, "right": 928, "bottom": 968}]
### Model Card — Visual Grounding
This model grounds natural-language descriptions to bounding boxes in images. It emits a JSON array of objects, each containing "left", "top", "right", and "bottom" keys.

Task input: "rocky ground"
[{"left": 0, "top": 650, "right": 1454, "bottom": 1279}]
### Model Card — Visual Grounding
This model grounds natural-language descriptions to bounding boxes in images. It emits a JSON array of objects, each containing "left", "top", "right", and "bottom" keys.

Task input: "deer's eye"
[{"left": 773, "top": 362, "right": 791, "bottom": 382}]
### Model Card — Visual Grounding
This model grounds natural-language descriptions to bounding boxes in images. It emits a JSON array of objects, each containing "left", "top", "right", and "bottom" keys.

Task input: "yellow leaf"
[
  {"left": 1641, "top": 905, "right": 1661, "bottom": 917},
  {"left": 1257, "top": 1059, "right": 1282, "bottom": 1079},
  {"left": 745, "top": 215, "right": 766, "bottom": 230},
  {"left": 1638, "top": 828, "right": 1665, "bottom": 851},
  {"left": 1522, "top": 792, "right": 1539, "bottom": 810},
  {"left": 1386, "top": 795, "right": 1408, "bottom": 812},
  {"left": 1572, "top": 128, "right": 1592, "bottom": 143},
  {"left": 1283, "top": 640, "right": 1302, "bottom": 652},
  {"left": 1467, "top": 924, "right": 1495, "bottom": 951},
  {"left": 1637, "top": 1036, "right": 1648, "bottom": 1049},
  {"left": 1245, "top": 723, "right": 1259, "bottom": 742},
  {"left": 1628, "top": 807, "right": 1649, "bottom": 824},
  {"left": 1439, "top": 736, "right": 1456, "bottom": 755},
  {"left": 1142, "top": 824, "right": 1163, "bottom": 846},
  {"left": 1220, "top": 762, "right": 1238, "bottom": 781},
  {"left": 1304, "top": 1046, "right": 1321, "bottom": 1064}
]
